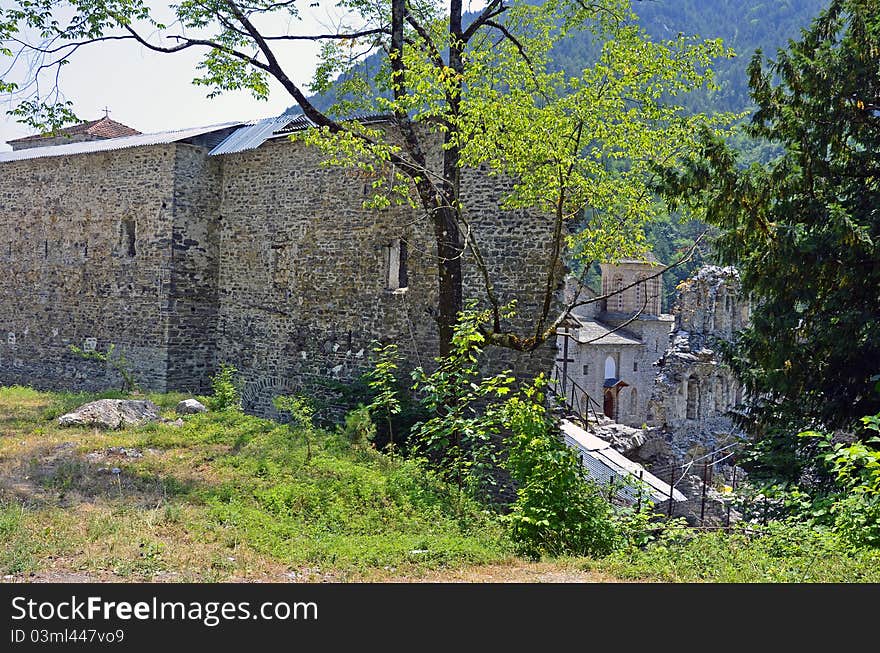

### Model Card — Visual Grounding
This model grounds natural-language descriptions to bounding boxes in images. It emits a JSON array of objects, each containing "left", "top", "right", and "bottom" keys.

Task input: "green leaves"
[
  {"left": 658, "top": 0, "right": 880, "bottom": 488},
  {"left": 501, "top": 378, "right": 621, "bottom": 558}
]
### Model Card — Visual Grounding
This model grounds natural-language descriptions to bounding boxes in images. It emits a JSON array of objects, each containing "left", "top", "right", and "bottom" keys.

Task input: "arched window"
[
  {"left": 604, "top": 356, "right": 617, "bottom": 380},
  {"left": 714, "top": 376, "right": 725, "bottom": 413}
]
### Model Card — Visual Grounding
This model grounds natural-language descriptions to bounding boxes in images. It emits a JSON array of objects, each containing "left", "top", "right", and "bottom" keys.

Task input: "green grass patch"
[
  {"left": 583, "top": 522, "right": 880, "bottom": 582},
  {"left": 0, "top": 386, "right": 510, "bottom": 579}
]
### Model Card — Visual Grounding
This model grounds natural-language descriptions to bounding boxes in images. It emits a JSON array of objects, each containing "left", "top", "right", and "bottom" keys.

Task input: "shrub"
[
  {"left": 273, "top": 394, "right": 317, "bottom": 461},
  {"left": 501, "top": 382, "right": 620, "bottom": 558},
  {"left": 341, "top": 405, "right": 376, "bottom": 447},
  {"left": 68, "top": 343, "right": 139, "bottom": 392},
  {"left": 802, "top": 410, "right": 880, "bottom": 548},
  {"left": 209, "top": 364, "right": 242, "bottom": 412}
]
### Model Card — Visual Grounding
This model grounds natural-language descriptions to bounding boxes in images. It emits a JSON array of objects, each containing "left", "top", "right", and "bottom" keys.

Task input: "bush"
[
  {"left": 501, "top": 383, "right": 621, "bottom": 558},
  {"left": 800, "top": 409, "right": 880, "bottom": 548},
  {"left": 209, "top": 364, "right": 242, "bottom": 412},
  {"left": 341, "top": 405, "right": 376, "bottom": 447}
]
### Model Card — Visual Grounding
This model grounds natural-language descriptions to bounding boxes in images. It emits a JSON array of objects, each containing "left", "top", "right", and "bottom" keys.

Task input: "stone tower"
[{"left": 599, "top": 253, "right": 663, "bottom": 316}]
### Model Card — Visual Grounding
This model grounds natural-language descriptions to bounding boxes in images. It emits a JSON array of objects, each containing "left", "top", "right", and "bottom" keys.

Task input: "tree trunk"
[{"left": 434, "top": 205, "right": 464, "bottom": 356}]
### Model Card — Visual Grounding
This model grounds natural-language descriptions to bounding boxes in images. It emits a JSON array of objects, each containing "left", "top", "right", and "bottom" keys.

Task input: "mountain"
[
  {"left": 306, "top": 1, "right": 828, "bottom": 115},
  {"left": 302, "top": 1, "right": 831, "bottom": 307}
]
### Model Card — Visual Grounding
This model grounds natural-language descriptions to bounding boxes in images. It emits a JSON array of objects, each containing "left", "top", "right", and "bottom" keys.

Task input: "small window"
[
  {"left": 270, "top": 242, "right": 291, "bottom": 287},
  {"left": 582, "top": 364, "right": 589, "bottom": 376},
  {"left": 386, "top": 238, "right": 408, "bottom": 291},
  {"left": 633, "top": 361, "right": 638, "bottom": 372},
  {"left": 120, "top": 218, "right": 136, "bottom": 257}
]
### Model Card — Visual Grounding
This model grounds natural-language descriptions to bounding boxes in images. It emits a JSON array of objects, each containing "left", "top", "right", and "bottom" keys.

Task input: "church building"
[{"left": 555, "top": 255, "right": 675, "bottom": 427}]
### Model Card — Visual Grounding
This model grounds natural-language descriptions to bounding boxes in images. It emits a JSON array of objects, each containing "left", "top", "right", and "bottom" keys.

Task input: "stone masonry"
[{"left": 0, "top": 119, "right": 559, "bottom": 410}]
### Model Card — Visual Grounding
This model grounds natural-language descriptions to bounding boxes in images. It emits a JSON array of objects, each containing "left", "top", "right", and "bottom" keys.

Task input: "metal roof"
[
  {"left": 560, "top": 419, "right": 686, "bottom": 504},
  {"left": 569, "top": 317, "right": 642, "bottom": 346},
  {"left": 0, "top": 122, "right": 244, "bottom": 163},
  {"left": 208, "top": 109, "right": 302, "bottom": 156},
  {"left": 208, "top": 110, "right": 393, "bottom": 156}
]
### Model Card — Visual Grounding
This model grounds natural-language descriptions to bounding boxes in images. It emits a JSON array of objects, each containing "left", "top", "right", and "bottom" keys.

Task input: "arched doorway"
[{"left": 603, "top": 389, "right": 615, "bottom": 419}]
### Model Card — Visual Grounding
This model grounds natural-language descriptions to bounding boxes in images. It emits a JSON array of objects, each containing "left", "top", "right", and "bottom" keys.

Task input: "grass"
[
  {"left": 2, "top": 384, "right": 879, "bottom": 583},
  {"left": 0, "top": 385, "right": 511, "bottom": 581},
  {"left": 581, "top": 522, "right": 880, "bottom": 582}
]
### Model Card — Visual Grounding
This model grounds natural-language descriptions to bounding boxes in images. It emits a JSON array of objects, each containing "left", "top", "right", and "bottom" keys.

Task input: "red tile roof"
[{"left": 8, "top": 117, "right": 141, "bottom": 144}]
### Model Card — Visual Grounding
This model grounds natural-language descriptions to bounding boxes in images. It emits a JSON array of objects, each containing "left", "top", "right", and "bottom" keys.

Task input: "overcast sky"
[{"left": 0, "top": 5, "right": 337, "bottom": 151}]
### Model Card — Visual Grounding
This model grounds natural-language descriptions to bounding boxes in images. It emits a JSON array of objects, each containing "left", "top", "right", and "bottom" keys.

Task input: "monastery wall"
[{"left": 0, "top": 145, "right": 179, "bottom": 391}]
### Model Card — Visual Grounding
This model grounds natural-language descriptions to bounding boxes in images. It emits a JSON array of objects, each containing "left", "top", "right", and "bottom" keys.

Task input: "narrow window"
[
  {"left": 270, "top": 242, "right": 291, "bottom": 287},
  {"left": 386, "top": 238, "right": 408, "bottom": 290},
  {"left": 633, "top": 361, "right": 638, "bottom": 372},
  {"left": 121, "top": 219, "right": 136, "bottom": 257},
  {"left": 615, "top": 277, "right": 624, "bottom": 311},
  {"left": 582, "top": 364, "right": 589, "bottom": 376},
  {"left": 687, "top": 378, "right": 700, "bottom": 420}
]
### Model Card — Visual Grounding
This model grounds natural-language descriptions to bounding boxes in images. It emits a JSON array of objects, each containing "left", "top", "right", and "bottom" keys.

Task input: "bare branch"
[
  {"left": 485, "top": 19, "right": 532, "bottom": 67},
  {"left": 462, "top": 0, "right": 507, "bottom": 42}
]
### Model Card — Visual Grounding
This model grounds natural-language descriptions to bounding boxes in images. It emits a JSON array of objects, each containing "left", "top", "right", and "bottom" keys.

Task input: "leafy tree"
[
  {"left": 364, "top": 342, "right": 403, "bottom": 450},
  {"left": 659, "top": 0, "right": 880, "bottom": 483},
  {"left": 273, "top": 393, "right": 317, "bottom": 461},
  {"left": 1, "top": 0, "right": 730, "bottom": 355}
]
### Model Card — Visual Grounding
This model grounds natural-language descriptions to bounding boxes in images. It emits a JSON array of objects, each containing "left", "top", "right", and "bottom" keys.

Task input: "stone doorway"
[{"left": 603, "top": 389, "right": 615, "bottom": 419}]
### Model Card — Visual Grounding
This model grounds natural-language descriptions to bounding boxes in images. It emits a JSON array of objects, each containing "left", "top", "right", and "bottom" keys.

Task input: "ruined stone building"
[
  {"left": 556, "top": 262, "right": 751, "bottom": 521},
  {"left": 0, "top": 113, "right": 557, "bottom": 414},
  {"left": 555, "top": 255, "right": 675, "bottom": 427},
  {"left": 643, "top": 265, "right": 750, "bottom": 463}
]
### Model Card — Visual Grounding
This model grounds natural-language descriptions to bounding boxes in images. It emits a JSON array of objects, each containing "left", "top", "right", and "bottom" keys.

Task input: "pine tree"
[{"left": 660, "top": 0, "right": 880, "bottom": 483}]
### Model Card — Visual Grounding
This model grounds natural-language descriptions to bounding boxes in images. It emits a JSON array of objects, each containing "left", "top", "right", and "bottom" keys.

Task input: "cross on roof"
[{"left": 103, "top": 107, "right": 111, "bottom": 119}]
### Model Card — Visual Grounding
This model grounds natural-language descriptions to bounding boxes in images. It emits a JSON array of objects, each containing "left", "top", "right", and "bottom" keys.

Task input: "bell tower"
[{"left": 599, "top": 254, "right": 662, "bottom": 316}]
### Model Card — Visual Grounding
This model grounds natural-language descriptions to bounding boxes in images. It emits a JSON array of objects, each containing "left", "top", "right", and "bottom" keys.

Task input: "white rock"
[
  {"left": 58, "top": 399, "right": 162, "bottom": 430},
  {"left": 176, "top": 398, "right": 208, "bottom": 414}
]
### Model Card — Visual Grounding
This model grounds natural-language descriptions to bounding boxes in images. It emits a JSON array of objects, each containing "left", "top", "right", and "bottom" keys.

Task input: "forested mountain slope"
[{"left": 305, "top": 1, "right": 830, "bottom": 308}]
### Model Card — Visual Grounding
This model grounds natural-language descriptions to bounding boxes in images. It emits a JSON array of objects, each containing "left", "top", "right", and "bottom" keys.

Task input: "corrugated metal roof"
[
  {"left": 0, "top": 122, "right": 244, "bottom": 163},
  {"left": 208, "top": 109, "right": 302, "bottom": 156},
  {"left": 560, "top": 419, "right": 686, "bottom": 504},
  {"left": 209, "top": 110, "right": 393, "bottom": 156}
]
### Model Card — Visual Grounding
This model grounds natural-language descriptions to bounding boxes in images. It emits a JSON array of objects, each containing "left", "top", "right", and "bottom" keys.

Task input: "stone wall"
[
  {"left": 214, "top": 137, "right": 558, "bottom": 416},
  {"left": 165, "top": 144, "right": 224, "bottom": 393},
  {"left": 0, "top": 145, "right": 179, "bottom": 390},
  {"left": 0, "top": 131, "right": 560, "bottom": 412}
]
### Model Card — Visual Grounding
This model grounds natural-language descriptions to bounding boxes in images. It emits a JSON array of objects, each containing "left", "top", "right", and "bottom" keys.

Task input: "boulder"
[
  {"left": 58, "top": 399, "right": 162, "bottom": 430},
  {"left": 175, "top": 398, "right": 208, "bottom": 415}
]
